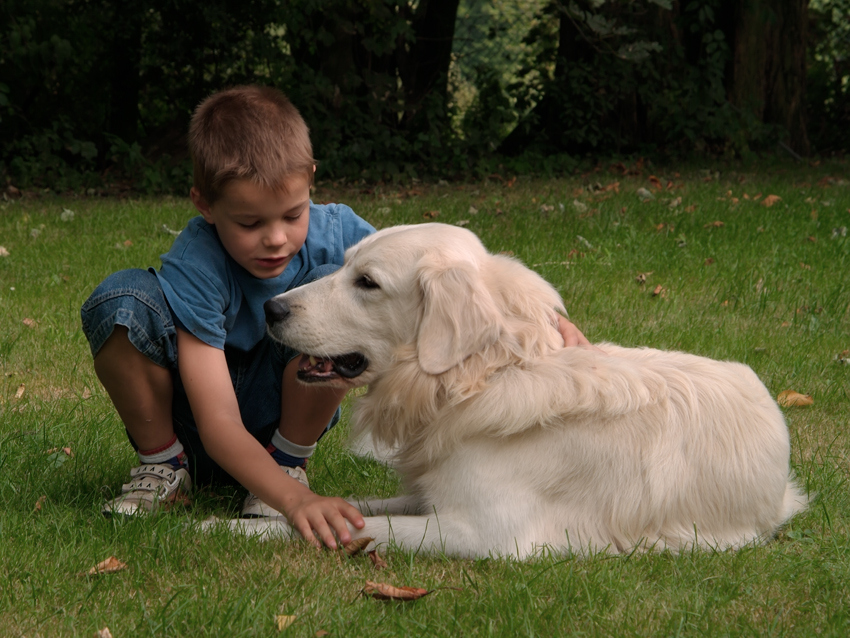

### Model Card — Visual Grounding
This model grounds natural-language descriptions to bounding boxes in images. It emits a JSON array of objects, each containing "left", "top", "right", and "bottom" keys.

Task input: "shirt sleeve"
[{"left": 154, "top": 220, "right": 233, "bottom": 349}]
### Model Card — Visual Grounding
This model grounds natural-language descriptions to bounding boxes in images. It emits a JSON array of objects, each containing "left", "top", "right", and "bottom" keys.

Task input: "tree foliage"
[{"left": 0, "top": 0, "right": 846, "bottom": 191}]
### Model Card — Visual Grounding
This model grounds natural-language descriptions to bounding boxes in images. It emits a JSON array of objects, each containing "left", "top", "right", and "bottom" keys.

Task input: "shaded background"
[{"left": 1, "top": 0, "right": 847, "bottom": 191}]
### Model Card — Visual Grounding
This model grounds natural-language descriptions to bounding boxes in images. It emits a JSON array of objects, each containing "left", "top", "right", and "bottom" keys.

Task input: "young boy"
[{"left": 81, "top": 85, "right": 589, "bottom": 550}]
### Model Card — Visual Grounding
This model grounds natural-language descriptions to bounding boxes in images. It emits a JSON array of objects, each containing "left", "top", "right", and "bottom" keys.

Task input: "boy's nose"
[{"left": 264, "top": 224, "right": 287, "bottom": 246}]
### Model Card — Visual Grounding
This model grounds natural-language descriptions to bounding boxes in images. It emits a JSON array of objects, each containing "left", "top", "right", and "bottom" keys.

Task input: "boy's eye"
[
  {"left": 239, "top": 221, "right": 259, "bottom": 229},
  {"left": 355, "top": 274, "right": 380, "bottom": 290}
]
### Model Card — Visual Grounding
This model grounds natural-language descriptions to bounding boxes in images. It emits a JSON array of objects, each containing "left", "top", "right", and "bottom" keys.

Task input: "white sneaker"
[
  {"left": 102, "top": 463, "right": 192, "bottom": 516},
  {"left": 241, "top": 465, "right": 309, "bottom": 518}
]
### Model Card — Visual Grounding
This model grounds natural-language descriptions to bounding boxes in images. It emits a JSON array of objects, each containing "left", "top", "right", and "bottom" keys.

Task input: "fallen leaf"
[
  {"left": 123, "top": 239, "right": 133, "bottom": 247},
  {"left": 423, "top": 211, "right": 439, "bottom": 219},
  {"left": 800, "top": 262, "right": 812, "bottom": 270},
  {"left": 315, "top": 632, "right": 330, "bottom": 637},
  {"left": 777, "top": 390, "right": 813, "bottom": 407},
  {"left": 685, "top": 205, "right": 697, "bottom": 213},
  {"left": 761, "top": 194, "right": 781, "bottom": 207},
  {"left": 835, "top": 349, "right": 849, "bottom": 365},
  {"left": 46, "top": 447, "right": 74, "bottom": 457},
  {"left": 276, "top": 615, "right": 297, "bottom": 631},
  {"left": 82, "top": 387, "right": 92, "bottom": 400},
  {"left": 652, "top": 284, "right": 664, "bottom": 297},
  {"left": 0, "top": 246, "right": 9, "bottom": 257},
  {"left": 362, "top": 581, "right": 431, "bottom": 601},
  {"left": 368, "top": 549, "right": 388, "bottom": 570},
  {"left": 806, "top": 236, "right": 817, "bottom": 243},
  {"left": 342, "top": 537, "right": 374, "bottom": 556},
  {"left": 95, "top": 628, "right": 113, "bottom": 638},
  {"left": 669, "top": 197, "right": 682, "bottom": 208},
  {"left": 85, "top": 556, "right": 128, "bottom": 576},
  {"left": 22, "top": 318, "right": 37, "bottom": 328},
  {"left": 721, "top": 300, "right": 730, "bottom": 307},
  {"left": 648, "top": 175, "right": 662, "bottom": 190},
  {"left": 704, "top": 258, "right": 715, "bottom": 265},
  {"left": 15, "top": 384, "right": 25, "bottom": 399},
  {"left": 34, "top": 495, "right": 47, "bottom": 512},
  {"left": 637, "top": 187, "right": 654, "bottom": 201},
  {"left": 703, "top": 221, "right": 725, "bottom": 228}
]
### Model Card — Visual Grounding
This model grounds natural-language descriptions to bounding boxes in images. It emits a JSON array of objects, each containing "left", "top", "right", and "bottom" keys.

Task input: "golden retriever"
[{"left": 252, "top": 223, "right": 808, "bottom": 557}]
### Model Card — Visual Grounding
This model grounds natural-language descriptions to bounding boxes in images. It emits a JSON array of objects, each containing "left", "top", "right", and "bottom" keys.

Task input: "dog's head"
[{"left": 264, "top": 223, "right": 564, "bottom": 387}]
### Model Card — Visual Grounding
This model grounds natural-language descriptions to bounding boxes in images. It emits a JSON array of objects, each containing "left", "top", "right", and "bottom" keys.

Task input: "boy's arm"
[
  {"left": 557, "top": 314, "right": 591, "bottom": 347},
  {"left": 176, "top": 328, "right": 364, "bottom": 548}
]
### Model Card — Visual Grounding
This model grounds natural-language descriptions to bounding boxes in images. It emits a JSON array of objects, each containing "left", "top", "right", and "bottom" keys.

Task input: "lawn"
[{"left": 1, "top": 159, "right": 848, "bottom": 637}]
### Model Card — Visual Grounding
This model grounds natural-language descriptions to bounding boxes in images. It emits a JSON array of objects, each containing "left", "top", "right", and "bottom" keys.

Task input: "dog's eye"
[{"left": 355, "top": 274, "right": 380, "bottom": 290}]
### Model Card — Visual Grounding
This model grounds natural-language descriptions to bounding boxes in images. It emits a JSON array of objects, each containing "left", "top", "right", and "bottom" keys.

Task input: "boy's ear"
[{"left": 190, "top": 187, "right": 215, "bottom": 224}]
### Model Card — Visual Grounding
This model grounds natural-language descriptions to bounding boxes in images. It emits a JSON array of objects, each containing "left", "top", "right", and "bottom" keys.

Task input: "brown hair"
[{"left": 189, "top": 85, "right": 315, "bottom": 203}]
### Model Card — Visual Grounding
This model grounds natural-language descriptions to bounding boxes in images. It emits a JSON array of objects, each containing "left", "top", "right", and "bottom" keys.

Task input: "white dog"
[{"left": 240, "top": 223, "right": 807, "bottom": 558}]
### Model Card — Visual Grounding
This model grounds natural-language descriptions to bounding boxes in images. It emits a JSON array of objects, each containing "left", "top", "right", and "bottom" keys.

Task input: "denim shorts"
[{"left": 80, "top": 268, "right": 338, "bottom": 485}]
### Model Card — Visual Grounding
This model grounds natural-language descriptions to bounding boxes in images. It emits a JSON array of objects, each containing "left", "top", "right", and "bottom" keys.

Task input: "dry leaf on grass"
[
  {"left": 703, "top": 221, "right": 724, "bottom": 228},
  {"left": 315, "top": 631, "right": 330, "bottom": 637},
  {"left": 423, "top": 210, "right": 440, "bottom": 219},
  {"left": 15, "top": 384, "right": 25, "bottom": 399},
  {"left": 95, "top": 628, "right": 113, "bottom": 638},
  {"left": 34, "top": 495, "right": 47, "bottom": 512},
  {"left": 652, "top": 284, "right": 665, "bottom": 297},
  {"left": 84, "top": 556, "right": 127, "bottom": 576},
  {"left": 275, "top": 615, "right": 297, "bottom": 631},
  {"left": 368, "top": 549, "right": 388, "bottom": 570},
  {"left": 342, "top": 537, "right": 374, "bottom": 556},
  {"left": 46, "top": 447, "right": 74, "bottom": 457},
  {"left": 761, "top": 194, "right": 782, "bottom": 207},
  {"left": 362, "top": 581, "right": 431, "bottom": 601},
  {"left": 23, "top": 317, "right": 38, "bottom": 328},
  {"left": 777, "top": 390, "right": 813, "bottom": 407},
  {"left": 0, "top": 246, "right": 10, "bottom": 257}
]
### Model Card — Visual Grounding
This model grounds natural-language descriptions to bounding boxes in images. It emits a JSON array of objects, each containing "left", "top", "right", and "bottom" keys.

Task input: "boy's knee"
[{"left": 81, "top": 269, "right": 177, "bottom": 367}]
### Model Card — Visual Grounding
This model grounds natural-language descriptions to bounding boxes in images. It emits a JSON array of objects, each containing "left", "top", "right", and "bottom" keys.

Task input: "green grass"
[{"left": 1, "top": 160, "right": 849, "bottom": 636}]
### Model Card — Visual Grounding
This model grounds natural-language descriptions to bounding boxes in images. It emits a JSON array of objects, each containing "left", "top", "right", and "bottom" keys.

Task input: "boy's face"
[{"left": 191, "top": 172, "right": 312, "bottom": 279}]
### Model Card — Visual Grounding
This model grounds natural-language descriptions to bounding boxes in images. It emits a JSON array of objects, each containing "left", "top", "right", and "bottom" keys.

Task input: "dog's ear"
[{"left": 417, "top": 254, "right": 503, "bottom": 374}]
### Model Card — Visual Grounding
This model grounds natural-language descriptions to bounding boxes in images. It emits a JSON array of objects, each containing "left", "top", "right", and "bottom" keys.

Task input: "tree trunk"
[
  {"left": 400, "top": 0, "right": 462, "bottom": 129},
  {"left": 106, "top": 0, "right": 143, "bottom": 144},
  {"left": 726, "top": 0, "right": 810, "bottom": 155}
]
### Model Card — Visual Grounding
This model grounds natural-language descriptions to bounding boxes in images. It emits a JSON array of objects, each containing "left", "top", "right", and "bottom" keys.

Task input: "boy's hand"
[
  {"left": 284, "top": 488, "right": 365, "bottom": 549},
  {"left": 556, "top": 314, "right": 591, "bottom": 347}
]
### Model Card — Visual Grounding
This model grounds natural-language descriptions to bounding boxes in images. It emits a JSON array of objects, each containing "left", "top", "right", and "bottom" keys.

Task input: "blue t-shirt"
[{"left": 155, "top": 203, "right": 374, "bottom": 352}]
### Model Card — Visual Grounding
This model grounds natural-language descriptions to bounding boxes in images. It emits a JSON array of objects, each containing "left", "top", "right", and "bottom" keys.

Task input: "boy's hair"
[{"left": 189, "top": 85, "right": 315, "bottom": 203}]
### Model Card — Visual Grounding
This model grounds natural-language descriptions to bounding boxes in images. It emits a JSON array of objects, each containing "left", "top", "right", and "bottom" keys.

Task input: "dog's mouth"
[{"left": 297, "top": 352, "right": 369, "bottom": 382}]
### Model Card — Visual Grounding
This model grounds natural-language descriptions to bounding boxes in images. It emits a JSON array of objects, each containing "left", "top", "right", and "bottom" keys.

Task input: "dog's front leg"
[
  {"left": 352, "top": 513, "right": 481, "bottom": 558},
  {"left": 346, "top": 495, "right": 424, "bottom": 516}
]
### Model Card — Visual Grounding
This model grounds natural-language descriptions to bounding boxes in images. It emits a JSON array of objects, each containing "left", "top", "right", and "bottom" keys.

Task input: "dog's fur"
[{"left": 251, "top": 223, "right": 806, "bottom": 558}]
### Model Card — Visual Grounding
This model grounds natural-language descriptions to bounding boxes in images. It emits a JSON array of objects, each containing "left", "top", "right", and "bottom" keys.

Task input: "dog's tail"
[{"left": 781, "top": 475, "right": 810, "bottom": 523}]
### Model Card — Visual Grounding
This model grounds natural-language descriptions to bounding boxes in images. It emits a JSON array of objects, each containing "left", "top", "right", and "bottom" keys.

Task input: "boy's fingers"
[
  {"left": 294, "top": 517, "right": 323, "bottom": 549},
  {"left": 339, "top": 500, "right": 365, "bottom": 528}
]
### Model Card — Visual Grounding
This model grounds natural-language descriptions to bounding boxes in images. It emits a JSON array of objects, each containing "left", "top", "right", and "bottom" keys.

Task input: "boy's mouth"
[
  {"left": 257, "top": 256, "right": 288, "bottom": 268},
  {"left": 297, "top": 353, "right": 369, "bottom": 382}
]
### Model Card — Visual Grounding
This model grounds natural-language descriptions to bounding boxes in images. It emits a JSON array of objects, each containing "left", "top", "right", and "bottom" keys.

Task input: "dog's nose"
[{"left": 264, "top": 298, "right": 290, "bottom": 324}]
